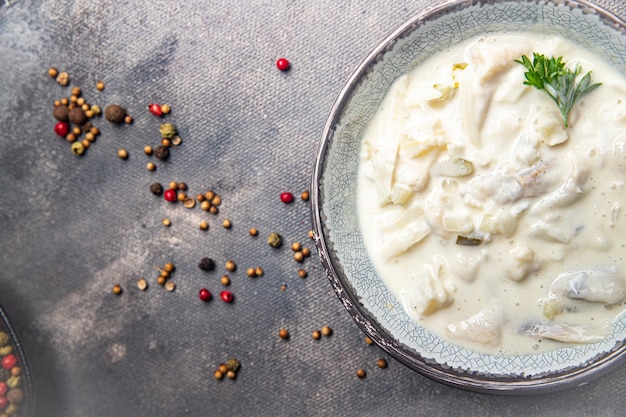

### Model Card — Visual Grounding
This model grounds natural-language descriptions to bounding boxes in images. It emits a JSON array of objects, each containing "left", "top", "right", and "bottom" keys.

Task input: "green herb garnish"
[{"left": 515, "top": 53, "right": 601, "bottom": 128}]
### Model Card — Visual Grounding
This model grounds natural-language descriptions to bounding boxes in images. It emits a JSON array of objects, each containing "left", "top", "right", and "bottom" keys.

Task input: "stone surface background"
[{"left": 0, "top": 0, "right": 625, "bottom": 416}]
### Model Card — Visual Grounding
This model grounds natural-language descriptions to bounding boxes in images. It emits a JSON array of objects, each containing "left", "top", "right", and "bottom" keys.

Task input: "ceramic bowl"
[{"left": 311, "top": 0, "right": 626, "bottom": 394}]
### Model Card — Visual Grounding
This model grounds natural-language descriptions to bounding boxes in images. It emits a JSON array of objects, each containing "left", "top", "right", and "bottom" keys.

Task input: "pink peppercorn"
[
  {"left": 199, "top": 288, "right": 212, "bottom": 301},
  {"left": 0, "top": 382, "right": 6, "bottom": 396},
  {"left": 1, "top": 354, "right": 16, "bottom": 370},
  {"left": 163, "top": 189, "right": 177, "bottom": 202},
  {"left": 280, "top": 192, "right": 294, "bottom": 204},
  {"left": 54, "top": 121, "right": 70, "bottom": 137},
  {"left": 220, "top": 291, "right": 234, "bottom": 303},
  {"left": 148, "top": 103, "right": 163, "bottom": 116},
  {"left": 276, "top": 57, "right": 290, "bottom": 71},
  {"left": 0, "top": 397, "right": 7, "bottom": 409}
]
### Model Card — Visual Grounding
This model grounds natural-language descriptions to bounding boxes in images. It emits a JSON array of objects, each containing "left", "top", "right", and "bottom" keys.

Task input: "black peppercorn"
[
  {"left": 104, "top": 104, "right": 126, "bottom": 124},
  {"left": 68, "top": 107, "right": 87, "bottom": 125},
  {"left": 53, "top": 105, "right": 69, "bottom": 121},
  {"left": 150, "top": 183, "right": 163, "bottom": 195},
  {"left": 0, "top": 368, "right": 9, "bottom": 381},
  {"left": 154, "top": 145, "right": 170, "bottom": 161},
  {"left": 198, "top": 257, "right": 216, "bottom": 271}
]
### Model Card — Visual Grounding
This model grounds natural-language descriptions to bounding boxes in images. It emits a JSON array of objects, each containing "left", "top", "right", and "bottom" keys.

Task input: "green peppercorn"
[
  {"left": 71, "top": 141, "right": 85, "bottom": 155},
  {"left": 0, "top": 346, "right": 12, "bottom": 356},
  {"left": 6, "top": 375, "right": 20, "bottom": 388},
  {"left": 159, "top": 123, "right": 177, "bottom": 139},
  {"left": 267, "top": 232, "right": 282, "bottom": 248},
  {"left": 225, "top": 358, "right": 240, "bottom": 372},
  {"left": 0, "top": 331, "right": 9, "bottom": 347}
]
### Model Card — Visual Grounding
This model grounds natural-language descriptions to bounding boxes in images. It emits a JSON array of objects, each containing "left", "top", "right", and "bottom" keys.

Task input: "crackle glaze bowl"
[{"left": 311, "top": 0, "right": 626, "bottom": 394}]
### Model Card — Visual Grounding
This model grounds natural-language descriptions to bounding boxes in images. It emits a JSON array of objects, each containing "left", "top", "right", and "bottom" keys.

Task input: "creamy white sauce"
[{"left": 357, "top": 33, "right": 626, "bottom": 356}]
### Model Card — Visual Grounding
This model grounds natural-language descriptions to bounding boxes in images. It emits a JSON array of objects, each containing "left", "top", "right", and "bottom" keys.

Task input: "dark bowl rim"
[{"left": 310, "top": 0, "right": 626, "bottom": 395}]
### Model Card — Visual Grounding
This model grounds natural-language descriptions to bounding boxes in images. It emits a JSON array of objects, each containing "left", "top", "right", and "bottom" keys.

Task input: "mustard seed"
[
  {"left": 71, "top": 126, "right": 81, "bottom": 136},
  {"left": 117, "top": 149, "right": 128, "bottom": 159},
  {"left": 124, "top": 115, "right": 133, "bottom": 124},
  {"left": 61, "top": 97, "right": 69, "bottom": 105},
  {"left": 200, "top": 201, "right": 211, "bottom": 211},
  {"left": 144, "top": 145, "right": 153, "bottom": 155},
  {"left": 365, "top": 337, "right": 373, "bottom": 345},
  {"left": 226, "top": 370, "right": 236, "bottom": 380},
  {"left": 199, "top": 221, "right": 209, "bottom": 231},
  {"left": 205, "top": 191, "right": 215, "bottom": 200},
  {"left": 278, "top": 328, "right": 289, "bottom": 340},
  {"left": 291, "top": 242, "right": 301, "bottom": 252},
  {"left": 211, "top": 195, "right": 221, "bottom": 206},
  {"left": 218, "top": 364, "right": 228, "bottom": 374},
  {"left": 301, "top": 191, "right": 309, "bottom": 201},
  {"left": 66, "top": 133, "right": 77, "bottom": 143},
  {"left": 209, "top": 206, "right": 218, "bottom": 215},
  {"left": 71, "top": 86, "right": 81, "bottom": 96},
  {"left": 308, "top": 230, "right": 315, "bottom": 239},
  {"left": 225, "top": 260, "right": 236, "bottom": 272},
  {"left": 137, "top": 278, "right": 148, "bottom": 291},
  {"left": 321, "top": 326, "right": 332, "bottom": 337},
  {"left": 294, "top": 252, "right": 304, "bottom": 263},
  {"left": 220, "top": 275, "right": 230, "bottom": 286},
  {"left": 302, "top": 247, "right": 311, "bottom": 257},
  {"left": 176, "top": 192, "right": 186, "bottom": 202},
  {"left": 167, "top": 181, "right": 177, "bottom": 190},
  {"left": 196, "top": 194, "right": 205, "bottom": 202},
  {"left": 96, "top": 81, "right": 105, "bottom": 91},
  {"left": 157, "top": 276, "right": 166, "bottom": 286},
  {"left": 255, "top": 267, "right": 263, "bottom": 277},
  {"left": 165, "top": 281, "right": 176, "bottom": 292},
  {"left": 159, "top": 270, "right": 170, "bottom": 279},
  {"left": 81, "top": 139, "right": 91, "bottom": 149},
  {"left": 164, "top": 263, "right": 175, "bottom": 272},
  {"left": 214, "top": 370, "right": 223, "bottom": 380},
  {"left": 280, "top": 284, "right": 287, "bottom": 291},
  {"left": 356, "top": 369, "right": 366, "bottom": 379},
  {"left": 161, "top": 104, "right": 171, "bottom": 114},
  {"left": 377, "top": 358, "right": 387, "bottom": 369},
  {"left": 249, "top": 228, "right": 258, "bottom": 236},
  {"left": 298, "top": 269, "right": 307, "bottom": 278},
  {"left": 112, "top": 284, "right": 122, "bottom": 295},
  {"left": 85, "top": 132, "right": 95, "bottom": 142},
  {"left": 76, "top": 97, "right": 85, "bottom": 106},
  {"left": 222, "top": 219, "right": 232, "bottom": 229},
  {"left": 162, "top": 218, "right": 171, "bottom": 227},
  {"left": 147, "top": 162, "right": 156, "bottom": 171},
  {"left": 246, "top": 268, "right": 256, "bottom": 278},
  {"left": 312, "top": 330, "right": 321, "bottom": 340},
  {"left": 47, "top": 67, "right": 58, "bottom": 78},
  {"left": 90, "top": 126, "right": 100, "bottom": 136}
]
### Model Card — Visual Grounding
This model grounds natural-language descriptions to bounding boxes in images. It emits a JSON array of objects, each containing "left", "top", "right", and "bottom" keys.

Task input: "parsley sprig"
[{"left": 515, "top": 53, "right": 601, "bottom": 128}]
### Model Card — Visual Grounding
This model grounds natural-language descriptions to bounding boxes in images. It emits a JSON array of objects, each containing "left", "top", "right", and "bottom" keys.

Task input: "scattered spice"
[
  {"left": 160, "top": 123, "right": 177, "bottom": 139},
  {"left": 56, "top": 71, "right": 70, "bottom": 86},
  {"left": 96, "top": 81, "right": 105, "bottom": 91},
  {"left": 124, "top": 115, "right": 133, "bottom": 124},
  {"left": 365, "top": 337, "right": 373, "bottom": 345},
  {"left": 68, "top": 107, "right": 87, "bottom": 125},
  {"left": 176, "top": 192, "right": 186, "bottom": 202},
  {"left": 71, "top": 142, "right": 85, "bottom": 155},
  {"left": 171, "top": 136, "right": 182, "bottom": 146},
  {"left": 161, "top": 104, "right": 171, "bottom": 114},
  {"left": 302, "top": 247, "right": 311, "bottom": 257},
  {"left": 147, "top": 162, "right": 156, "bottom": 171},
  {"left": 356, "top": 369, "right": 366, "bottom": 379},
  {"left": 199, "top": 288, "right": 212, "bottom": 301},
  {"left": 198, "top": 257, "right": 216, "bottom": 272},
  {"left": 312, "top": 330, "right": 321, "bottom": 340},
  {"left": 144, "top": 145, "right": 153, "bottom": 156},
  {"left": 157, "top": 276, "right": 166, "bottom": 286},
  {"left": 104, "top": 104, "right": 126, "bottom": 124},
  {"left": 137, "top": 278, "right": 148, "bottom": 291},
  {"left": 220, "top": 291, "right": 234, "bottom": 303},
  {"left": 249, "top": 228, "right": 258, "bottom": 237},
  {"left": 153, "top": 145, "right": 170, "bottom": 161},
  {"left": 199, "top": 221, "right": 209, "bottom": 231},
  {"left": 47, "top": 67, "right": 58, "bottom": 78},
  {"left": 117, "top": 149, "right": 129, "bottom": 160},
  {"left": 165, "top": 281, "right": 176, "bottom": 292},
  {"left": 148, "top": 103, "right": 163, "bottom": 116},
  {"left": 321, "top": 326, "right": 332, "bottom": 337},
  {"left": 161, "top": 138, "right": 171, "bottom": 147},
  {"left": 220, "top": 275, "right": 230, "bottom": 286},
  {"left": 164, "top": 263, "right": 175, "bottom": 272},
  {"left": 112, "top": 285, "right": 122, "bottom": 295},
  {"left": 225, "top": 260, "right": 236, "bottom": 272},
  {"left": 162, "top": 218, "right": 171, "bottom": 227},
  {"left": 53, "top": 105, "right": 69, "bottom": 121},
  {"left": 222, "top": 219, "right": 232, "bottom": 229},
  {"left": 276, "top": 57, "right": 290, "bottom": 71},
  {"left": 280, "top": 192, "right": 294, "bottom": 204},
  {"left": 254, "top": 266, "right": 263, "bottom": 277},
  {"left": 226, "top": 370, "right": 236, "bottom": 380},
  {"left": 308, "top": 230, "right": 315, "bottom": 239},
  {"left": 183, "top": 197, "right": 196, "bottom": 208},
  {"left": 278, "top": 328, "right": 289, "bottom": 340},
  {"left": 214, "top": 370, "right": 223, "bottom": 380},
  {"left": 298, "top": 269, "right": 307, "bottom": 278},
  {"left": 54, "top": 121, "right": 70, "bottom": 137},
  {"left": 291, "top": 242, "right": 301, "bottom": 252},
  {"left": 294, "top": 252, "right": 304, "bottom": 263},
  {"left": 163, "top": 189, "right": 177, "bottom": 202},
  {"left": 267, "top": 232, "right": 282, "bottom": 248},
  {"left": 377, "top": 359, "right": 387, "bottom": 369},
  {"left": 301, "top": 190, "right": 310, "bottom": 201},
  {"left": 246, "top": 268, "right": 256, "bottom": 278},
  {"left": 150, "top": 183, "right": 163, "bottom": 195}
]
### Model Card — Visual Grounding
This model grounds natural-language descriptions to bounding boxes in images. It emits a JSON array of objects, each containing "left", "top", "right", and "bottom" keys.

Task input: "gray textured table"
[{"left": 1, "top": 1, "right": 626, "bottom": 416}]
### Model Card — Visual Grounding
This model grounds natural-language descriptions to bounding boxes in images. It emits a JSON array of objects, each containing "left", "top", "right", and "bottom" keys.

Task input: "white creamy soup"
[{"left": 358, "top": 33, "right": 626, "bottom": 356}]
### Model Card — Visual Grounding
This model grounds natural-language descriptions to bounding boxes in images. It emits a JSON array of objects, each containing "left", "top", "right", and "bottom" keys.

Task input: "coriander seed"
[
  {"left": 161, "top": 103, "right": 171, "bottom": 114},
  {"left": 294, "top": 252, "right": 304, "bottom": 263},
  {"left": 249, "top": 228, "right": 258, "bottom": 236},
  {"left": 157, "top": 276, "right": 166, "bottom": 286},
  {"left": 196, "top": 194, "right": 205, "bottom": 202},
  {"left": 278, "top": 328, "right": 289, "bottom": 340},
  {"left": 220, "top": 275, "right": 230, "bottom": 286},
  {"left": 255, "top": 267, "right": 263, "bottom": 276},
  {"left": 205, "top": 191, "right": 215, "bottom": 200},
  {"left": 301, "top": 190, "right": 310, "bottom": 201},
  {"left": 291, "top": 242, "right": 301, "bottom": 252},
  {"left": 200, "top": 201, "right": 210, "bottom": 211},
  {"left": 321, "top": 326, "right": 332, "bottom": 337},
  {"left": 225, "top": 260, "right": 236, "bottom": 272},
  {"left": 209, "top": 206, "right": 218, "bottom": 215},
  {"left": 162, "top": 218, "right": 171, "bottom": 227},
  {"left": 211, "top": 195, "right": 221, "bottom": 206},
  {"left": 48, "top": 67, "right": 58, "bottom": 78},
  {"left": 246, "top": 268, "right": 256, "bottom": 278},
  {"left": 222, "top": 219, "right": 232, "bottom": 229},
  {"left": 147, "top": 162, "right": 156, "bottom": 171},
  {"left": 298, "top": 269, "right": 307, "bottom": 278},
  {"left": 199, "top": 221, "right": 209, "bottom": 231},
  {"left": 183, "top": 197, "right": 196, "bottom": 208},
  {"left": 96, "top": 81, "right": 105, "bottom": 91},
  {"left": 165, "top": 281, "right": 176, "bottom": 292},
  {"left": 171, "top": 136, "right": 182, "bottom": 146},
  {"left": 312, "top": 330, "right": 321, "bottom": 340},
  {"left": 112, "top": 284, "right": 122, "bottom": 295},
  {"left": 214, "top": 370, "right": 223, "bottom": 380},
  {"left": 365, "top": 337, "right": 373, "bottom": 345},
  {"left": 302, "top": 247, "right": 311, "bottom": 257},
  {"left": 226, "top": 370, "right": 236, "bottom": 380},
  {"left": 356, "top": 369, "right": 366, "bottom": 379},
  {"left": 144, "top": 145, "right": 153, "bottom": 155},
  {"left": 137, "top": 278, "right": 148, "bottom": 291},
  {"left": 117, "top": 149, "right": 129, "bottom": 159},
  {"left": 377, "top": 359, "right": 387, "bottom": 369}
]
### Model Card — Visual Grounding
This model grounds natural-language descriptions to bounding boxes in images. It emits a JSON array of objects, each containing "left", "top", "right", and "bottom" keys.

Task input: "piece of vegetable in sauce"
[
  {"left": 520, "top": 321, "right": 612, "bottom": 343},
  {"left": 446, "top": 306, "right": 503, "bottom": 346},
  {"left": 548, "top": 267, "right": 626, "bottom": 305},
  {"left": 456, "top": 234, "right": 481, "bottom": 246}
]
